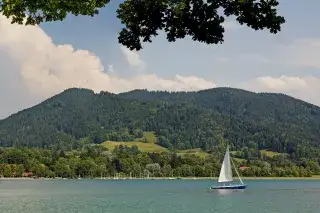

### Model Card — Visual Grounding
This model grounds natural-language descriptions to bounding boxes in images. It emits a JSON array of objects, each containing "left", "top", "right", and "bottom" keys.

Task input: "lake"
[{"left": 0, "top": 179, "right": 319, "bottom": 212}]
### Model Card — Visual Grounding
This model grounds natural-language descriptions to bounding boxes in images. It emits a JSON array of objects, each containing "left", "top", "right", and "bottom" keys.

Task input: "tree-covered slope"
[
  {"left": 119, "top": 88, "right": 320, "bottom": 154},
  {"left": 0, "top": 87, "right": 320, "bottom": 159}
]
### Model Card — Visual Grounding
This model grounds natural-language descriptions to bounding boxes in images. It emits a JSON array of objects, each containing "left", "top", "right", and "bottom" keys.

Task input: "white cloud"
[
  {"left": 242, "top": 75, "right": 320, "bottom": 106},
  {"left": 118, "top": 74, "right": 216, "bottom": 92},
  {"left": 237, "top": 38, "right": 320, "bottom": 106},
  {"left": 120, "top": 46, "right": 146, "bottom": 70},
  {"left": 0, "top": 15, "right": 216, "bottom": 118},
  {"left": 211, "top": 37, "right": 320, "bottom": 106}
]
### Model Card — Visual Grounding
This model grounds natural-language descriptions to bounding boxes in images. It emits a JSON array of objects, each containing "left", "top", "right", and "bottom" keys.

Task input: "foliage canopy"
[{"left": 0, "top": 0, "right": 285, "bottom": 50}]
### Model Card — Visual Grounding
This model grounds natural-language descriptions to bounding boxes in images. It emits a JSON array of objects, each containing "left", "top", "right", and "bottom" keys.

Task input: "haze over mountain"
[{"left": 0, "top": 87, "right": 319, "bottom": 160}]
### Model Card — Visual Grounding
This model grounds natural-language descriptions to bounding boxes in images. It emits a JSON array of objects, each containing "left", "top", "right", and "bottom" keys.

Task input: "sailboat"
[{"left": 210, "top": 145, "right": 246, "bottom": 190}]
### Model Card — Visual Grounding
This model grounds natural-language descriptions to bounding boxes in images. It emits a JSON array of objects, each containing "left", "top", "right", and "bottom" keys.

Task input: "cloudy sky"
[{"left": 0, "top": 0, "right": 319, "bottom": 118}]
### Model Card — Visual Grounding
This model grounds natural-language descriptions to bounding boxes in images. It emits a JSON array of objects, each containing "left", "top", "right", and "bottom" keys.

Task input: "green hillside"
[{"left": 0, "top": 87, "right": 320, "bottom": 160}]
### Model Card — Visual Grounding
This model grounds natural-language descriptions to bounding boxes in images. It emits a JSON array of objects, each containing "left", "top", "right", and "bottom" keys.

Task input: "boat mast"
[
  {"left": 228, "top": 90, "right": 244, "bottom": 186},
  {"left": 228, "top": 99, "right": 232, "bottom": 184},
  {"left": 227, "top": 90, "right": 232, "bottom": 149}
]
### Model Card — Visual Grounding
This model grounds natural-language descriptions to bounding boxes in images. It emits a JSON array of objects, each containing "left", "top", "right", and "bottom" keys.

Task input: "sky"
[{"left": 0, "top": 0, "right": 320, "bottom": 118}]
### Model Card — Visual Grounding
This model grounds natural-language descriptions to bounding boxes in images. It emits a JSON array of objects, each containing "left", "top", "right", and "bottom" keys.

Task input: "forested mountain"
[{"left": 0, "top": 87, "right": 320, "bottom": 159}]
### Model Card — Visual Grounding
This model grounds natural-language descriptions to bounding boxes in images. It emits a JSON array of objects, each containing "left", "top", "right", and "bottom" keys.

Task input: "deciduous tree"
[{"left": 1, "top": 0, "right": 285, "bottom": 50}]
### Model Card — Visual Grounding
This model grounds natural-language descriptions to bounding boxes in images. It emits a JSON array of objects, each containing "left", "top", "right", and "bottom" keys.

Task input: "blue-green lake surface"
[{"left": 0, "top": 179, "right": 319, "bottom": 213}]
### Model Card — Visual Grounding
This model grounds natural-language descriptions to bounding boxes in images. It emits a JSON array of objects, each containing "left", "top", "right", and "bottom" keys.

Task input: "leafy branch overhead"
[{"left": 0, "top": 0, "right": 285, "bottom": 50}]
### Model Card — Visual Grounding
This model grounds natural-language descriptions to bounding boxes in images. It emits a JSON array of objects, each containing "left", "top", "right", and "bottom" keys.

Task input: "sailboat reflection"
[{"left": 216, "top": 188, "right": 245, "bottom": 195}]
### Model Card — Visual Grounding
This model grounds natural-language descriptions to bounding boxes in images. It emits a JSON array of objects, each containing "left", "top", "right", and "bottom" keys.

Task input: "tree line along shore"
[
  {"left": 1, "top": 177, "right": 320, "bottom": 180},
  {"left": 0, "top": 144, "right": 318, "bottom": 179}
]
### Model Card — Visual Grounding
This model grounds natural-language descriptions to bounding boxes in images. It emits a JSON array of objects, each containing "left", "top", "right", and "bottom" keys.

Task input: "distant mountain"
[{"left": 0, "top": 87, "right": 320, "bottom": 159}]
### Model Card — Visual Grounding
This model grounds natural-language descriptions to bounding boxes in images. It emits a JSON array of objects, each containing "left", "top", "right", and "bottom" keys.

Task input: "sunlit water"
[{"left": 0, "top": 179, "right": 319, "bottom": 212}]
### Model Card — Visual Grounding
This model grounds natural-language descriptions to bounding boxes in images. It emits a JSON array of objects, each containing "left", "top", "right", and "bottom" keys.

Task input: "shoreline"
[{"left": 1, "top": 176, "right": 320, "bottom": 180}]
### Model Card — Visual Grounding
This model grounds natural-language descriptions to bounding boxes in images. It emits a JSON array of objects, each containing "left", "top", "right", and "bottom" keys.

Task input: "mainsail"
[{"left": 218, "top": 146, "right": 233, "bottom": 182}]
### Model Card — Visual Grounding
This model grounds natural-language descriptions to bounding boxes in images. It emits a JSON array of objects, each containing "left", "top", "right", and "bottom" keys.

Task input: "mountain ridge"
[{"left": 0, "top": 87, "right": 319, "bottom": 160}]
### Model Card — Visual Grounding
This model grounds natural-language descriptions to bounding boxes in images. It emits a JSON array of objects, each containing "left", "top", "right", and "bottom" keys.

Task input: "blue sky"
[
  {"left": 39, "top": 0, "right": 316, "bottom": 79},
  {"left": 0, "top": 0, "right": 320, "bottom": 117},
  {"left": 41, "top": 0, "right": 320, "bottom": 83}
]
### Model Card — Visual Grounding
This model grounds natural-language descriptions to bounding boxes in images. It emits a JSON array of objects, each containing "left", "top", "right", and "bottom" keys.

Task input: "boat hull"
[{"left": 210, "top": 184, "right": 247, "bottom": 190}]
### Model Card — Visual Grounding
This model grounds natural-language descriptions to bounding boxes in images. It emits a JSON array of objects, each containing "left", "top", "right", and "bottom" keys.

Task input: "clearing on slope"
[
  {"left": 103, "top": 141, "right": 168, "bottom": 153},
  {"left": 103, "top": 132, "right": 166, "bottom": 153},
  {"left": 104, "top": 132, "right": 210, "bottom": 157},
  {"left": 135, "top": 131, "right": 157, "bottom": 143},
  {"left": 260, "top": 149, "right": 282, "bottom": 158}
]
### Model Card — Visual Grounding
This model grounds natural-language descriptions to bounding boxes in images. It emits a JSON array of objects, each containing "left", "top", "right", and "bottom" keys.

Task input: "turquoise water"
[{"left": 0, "top": 179, "right": 319, "bottom": 212}]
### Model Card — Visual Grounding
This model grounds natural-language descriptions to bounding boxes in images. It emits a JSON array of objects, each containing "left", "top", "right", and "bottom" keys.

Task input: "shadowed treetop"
[{"left": 0, "top": 0, "right": 285, "bottom": 50}]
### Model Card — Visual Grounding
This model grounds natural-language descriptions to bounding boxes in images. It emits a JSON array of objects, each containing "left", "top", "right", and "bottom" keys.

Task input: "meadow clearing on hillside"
[{"left": 103, "top": 132, "right": 209, "bottom": 158}]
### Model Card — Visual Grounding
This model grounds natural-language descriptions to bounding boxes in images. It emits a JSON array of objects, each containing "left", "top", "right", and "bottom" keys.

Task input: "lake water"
[{"left": 0, "top": 179, "right": 319, "bottom": 213}]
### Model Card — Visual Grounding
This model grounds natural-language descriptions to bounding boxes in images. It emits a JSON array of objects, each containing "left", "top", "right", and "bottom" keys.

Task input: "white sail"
[{"left": 218, "top": 146, "right": 233, "bottom": 183}]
